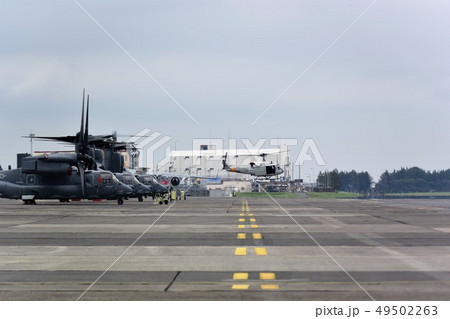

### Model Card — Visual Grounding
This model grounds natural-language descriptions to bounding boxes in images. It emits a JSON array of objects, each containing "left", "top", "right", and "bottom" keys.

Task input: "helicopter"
[
  {"left": 222, "top": 152, "right": 284, "bottom": 177},
  {"left": 0, "top": 91, "right": 133, "bottom": 205}
]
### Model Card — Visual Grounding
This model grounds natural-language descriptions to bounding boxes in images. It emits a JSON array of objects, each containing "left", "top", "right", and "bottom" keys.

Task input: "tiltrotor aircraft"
[
  {"left": 0, "top": 92, "right": 133, "bottom": 204},
  {"left": 222, "top": 152, "right": 284, "bottom": 177},
  {"left": 35, "top": 123, "right": 167, "bottom": 201}
]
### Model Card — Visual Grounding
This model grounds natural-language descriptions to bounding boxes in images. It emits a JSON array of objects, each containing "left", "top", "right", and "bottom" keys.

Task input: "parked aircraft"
[
  {"left": 0, "top": 92, "right": 133, "bottom": 204},
  {"left": 113, "top": 172, "right": 152, "bottom": 202}
]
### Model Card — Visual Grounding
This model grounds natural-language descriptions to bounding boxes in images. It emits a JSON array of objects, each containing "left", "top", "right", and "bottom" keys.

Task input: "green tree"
[{"left": 330, "top": 169, "right": 341, "bottom": 190}]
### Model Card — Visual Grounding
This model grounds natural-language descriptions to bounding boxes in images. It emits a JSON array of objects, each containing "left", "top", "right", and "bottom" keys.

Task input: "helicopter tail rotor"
[{"left": 222, "top": 152, "right": 229, "bottom": 170}]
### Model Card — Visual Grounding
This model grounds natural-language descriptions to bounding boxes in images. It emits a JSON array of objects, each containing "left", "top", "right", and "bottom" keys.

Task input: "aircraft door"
[
  {"left": 86, "top": 175, "right": 94, "bottom": 187},
  {"left": 97, "top": 173, "right": 115, "bottom": 198},
  {"left": 85, "top": 175, "right": 97, "bottom": 197},
  {"left": 266, "top": 165, "right": 276, "bottom": 175}
]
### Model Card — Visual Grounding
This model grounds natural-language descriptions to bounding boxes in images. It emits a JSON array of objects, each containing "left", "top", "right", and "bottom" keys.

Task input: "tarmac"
[{"left": 0, "top": 196, "right": 449, "bottom": 301}]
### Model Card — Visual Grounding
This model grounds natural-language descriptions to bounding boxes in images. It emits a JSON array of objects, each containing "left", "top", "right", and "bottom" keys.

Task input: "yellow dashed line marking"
[
  {"left": 233, "top": 273, "right": 249, "bottom": 280},
  {"left": 233, "top": 199, "right": 280, "bottom": 290},
  {"left": 260, "top": 273, "right": 276, "bottom": 280},
  {"left": 253, "top": 233, "right": 263, "bottom": 239},
  {"left": 261, "top": 284, "right": 279, "bottom": 290},
  {"left": 255, "top": 247, "right": 267, "bottom": 255},
  {"left": 237, "top": 233, "right": 246, "bottom": 239},
  {"left": 232, "top": 284, "right": 249, "bottom": 290},
  {"left": 235, "top": 247, "right": 247, "bottom": 256}
]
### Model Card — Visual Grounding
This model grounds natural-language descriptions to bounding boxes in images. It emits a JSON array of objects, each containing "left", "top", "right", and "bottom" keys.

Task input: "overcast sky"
[{"left": 1, "top": 0, "right": 449, "bottom": 181}]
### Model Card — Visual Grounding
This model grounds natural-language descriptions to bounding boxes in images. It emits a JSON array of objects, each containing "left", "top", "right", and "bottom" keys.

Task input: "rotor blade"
[
  {"left": 84, "top": 94, "right": 89, "bottom": 147},
  {"left": 32, "top": 135, "right": 78, "bottom": 143},
  {"left": 79, "top": 89, "right": 85, "bottom": 146},
  {"left": 79, "top": 162, "right": 86, "bottom": 197}
]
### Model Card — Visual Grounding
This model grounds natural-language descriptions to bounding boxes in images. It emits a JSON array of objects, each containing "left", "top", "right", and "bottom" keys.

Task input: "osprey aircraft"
[
  {"left": 33, "top": 105, "right": 164, "bottom": 201},
  {"left": 0, "top": 91, "right": 133, "bottom": 205},
  {"left": 222, "top": 153, "right": 284, "bottom": 177}
]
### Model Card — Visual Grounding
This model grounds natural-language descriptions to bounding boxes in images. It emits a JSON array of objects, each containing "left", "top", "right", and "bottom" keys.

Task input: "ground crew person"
[
  {"left": 154, "top": 194, "right": 163, "bottom": 205},
  {"left": 171, "top": 188, "right": 177, "bottom": 201},
  {"left": 180, "top": 189, "right": 186, "bottom": 200}
]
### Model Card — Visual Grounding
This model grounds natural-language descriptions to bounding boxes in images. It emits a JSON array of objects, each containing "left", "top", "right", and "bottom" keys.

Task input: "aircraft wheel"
[
  {"left": 164, "top": 200, "right": 169, "bottom": 205},
  {"left": 118, "top": 199, "right": 124, "bottom": 205},
  {"left": 159, "top": 201, "right": 163, "bottom": 205},
  {"left": 138, "top": 197, "right": 143, "bottom": 202}
]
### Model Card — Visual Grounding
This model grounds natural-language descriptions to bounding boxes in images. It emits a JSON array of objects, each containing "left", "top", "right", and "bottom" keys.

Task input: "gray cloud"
[{"left": 1, "top": 0, "right": 449, "bottom": 180}]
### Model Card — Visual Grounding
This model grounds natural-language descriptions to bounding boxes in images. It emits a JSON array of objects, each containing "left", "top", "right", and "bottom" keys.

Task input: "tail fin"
[{"left": 222, "top": 153, "right": 229, "bottom": 170}]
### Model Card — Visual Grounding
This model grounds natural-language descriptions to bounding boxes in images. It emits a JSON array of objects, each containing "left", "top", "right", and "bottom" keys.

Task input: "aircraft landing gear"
[
  {"left": 118, "top": 198, "right": 124, "bottom": 205},
  {"left": 23, "top": 199, "right": 36, "bottom": 205},
  {"left": 138, "top": 196, "right": 143, "bottom": 202}
]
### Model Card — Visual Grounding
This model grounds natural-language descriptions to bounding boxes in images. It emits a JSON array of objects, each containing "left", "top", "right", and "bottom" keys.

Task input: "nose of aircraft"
[
  {"left": 119, "top": 183, "right": 134, "bottom": 197},
  {"left": 158, "top": 184, "right": 169, "bottom": 194},
  {"left": 141, "top": 184, "right": 152, "bottom": 196}
]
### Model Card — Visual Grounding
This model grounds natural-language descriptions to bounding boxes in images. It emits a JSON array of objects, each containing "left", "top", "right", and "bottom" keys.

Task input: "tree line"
[
  {"left": 316, "top": 169, "right": 372, "bottom": 194},
  {"left": 375, "top": 167, "right": 450, "bottom": 194},
  {"left": 317, "top": 167, "right": 450, "bottom": 194}
]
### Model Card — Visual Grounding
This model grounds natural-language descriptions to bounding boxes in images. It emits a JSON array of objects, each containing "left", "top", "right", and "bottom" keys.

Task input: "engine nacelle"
[
  {"left": 22, "top": 159, "right": 72, "bottom": 176},
  {"left": 170, "top": 176, "right": 181, "bottom": 186}
]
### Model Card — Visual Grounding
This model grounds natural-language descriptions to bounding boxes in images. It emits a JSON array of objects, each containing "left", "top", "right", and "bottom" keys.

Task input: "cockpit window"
[
  {"left": 122, "top": 175, "right": 133, "bottom": 185},
  {"left": 112, "top": 174, "right": 120, "bottom": 184},
  {"left": 101, "top": 173, "right": 113, "bottom": 184}
]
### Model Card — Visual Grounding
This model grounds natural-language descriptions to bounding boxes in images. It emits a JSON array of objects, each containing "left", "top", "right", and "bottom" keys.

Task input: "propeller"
[
  {"left": 75, "top": 90, "right": 96, "bottom": 197},
  {"left": 77, "top": 90, "right": 87, "bottom": 197}
]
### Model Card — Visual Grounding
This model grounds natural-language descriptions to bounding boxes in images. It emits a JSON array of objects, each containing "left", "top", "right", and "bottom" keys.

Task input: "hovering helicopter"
[
  {"left": 222, "top": 152, "right": 284, "bottom": 177},
  {"left": 0, "top": 91, "right": 133, "bottom": 205}
]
